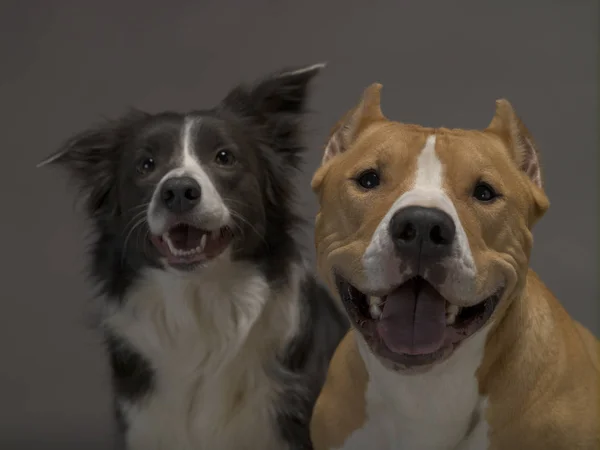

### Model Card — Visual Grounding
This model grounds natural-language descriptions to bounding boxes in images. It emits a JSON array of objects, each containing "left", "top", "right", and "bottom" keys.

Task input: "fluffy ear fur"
[
  {"left": 321, "top": 82, "right": 385, "bottom": 165},
  {"left": 38, "top": 110, "right": 149, "bottom": 218},
  {"left": 220, "top": 63, "right": 325, "bottom": 168},
  {"left": 486, "top": 99, "right": 549, "bottom": 220}
]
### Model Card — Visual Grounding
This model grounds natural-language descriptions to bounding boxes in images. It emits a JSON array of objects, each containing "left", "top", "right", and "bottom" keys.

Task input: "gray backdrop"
[{"left": 1, "top": 0, "right": 597, "bottom": 448}]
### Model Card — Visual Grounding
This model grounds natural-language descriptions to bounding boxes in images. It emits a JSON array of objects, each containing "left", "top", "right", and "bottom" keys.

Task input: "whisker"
[
  {"left": 120, "top": 202, "right": 151, "bottom": 234},
  {"left": 221, "top": 197, "right": 252, "bottom": 209},
  {"left": 121, "top": 217, "right": 147, "bottom": 266},
  {"left": 126, "top": 201, "right": 150, "bottom": 213},
  {"left": 220, "top": 197, "right": 268, "bottom": 246},
  {"left": 227, "top": 209, "right": 267, "bottom": 246},
  {"left": 121, "top": 210, "right": 147, "bottom": 237}
]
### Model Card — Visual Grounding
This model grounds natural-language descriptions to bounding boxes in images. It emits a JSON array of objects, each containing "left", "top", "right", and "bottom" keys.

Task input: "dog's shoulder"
[
  {"left": 310, "top": 330, "right": 368, "bottom": 450},
  {"left": 484, "top": 270, "right": 600, "bottom": 448},
  {"left": 526, "top": 269, "right": 599, "bottom": 372}
]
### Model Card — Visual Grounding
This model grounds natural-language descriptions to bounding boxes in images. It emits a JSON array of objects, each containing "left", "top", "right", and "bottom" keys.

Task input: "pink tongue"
[{"left": 376, "top": 279, "right": 446, "bottom": 355}]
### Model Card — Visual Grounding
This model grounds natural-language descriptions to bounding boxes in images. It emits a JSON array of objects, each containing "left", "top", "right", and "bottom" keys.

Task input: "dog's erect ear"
[
  {"left": 222, "top": 62, "right": 325, "bottom": 118},
  {"left": 220, "top": 63, "right": 325, "bottom": 165},
  {"left": 486, "top": 99, "right": 549, "bottom": 221},
  {"left": 38, "top": 110, "right": 148, "bottom": 217},
  {"left": 311, "top": 83, "right": 385, "bottom": 193},
  {"left": 486, "top": 99, "right": 544, "bottom": 189},
  {"left": 321, "top": 83, "right": 385, "bottom": 165}
]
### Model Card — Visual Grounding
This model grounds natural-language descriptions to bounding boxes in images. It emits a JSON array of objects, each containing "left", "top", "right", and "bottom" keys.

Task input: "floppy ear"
[
  {"left": 38, "top": 110, "right": 148, "bottom": 217},
  {"left": 220, "top": 63, "right": 325, "bottom": 167},
  {"left": 486, "top": 99, "right": 549, "bottom": 219},
  {"left": 321, "top": 83, "right": 386, "bottom": 165}
]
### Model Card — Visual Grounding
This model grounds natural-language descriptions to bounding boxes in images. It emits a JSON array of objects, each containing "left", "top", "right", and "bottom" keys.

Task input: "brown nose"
[{"left": 388, "top": 206, "right": 456, "bottom": 262}]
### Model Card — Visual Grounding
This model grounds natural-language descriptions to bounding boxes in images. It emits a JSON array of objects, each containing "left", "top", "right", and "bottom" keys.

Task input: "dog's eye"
[
  {"left": 137, "top": 157, "right": 156, "bottom": 175},
  {"left": 472, "top": 182, "right": 499, "bottom": 202},
  {"left": 215, "top": 149, "right": 235, "bottom": 166},
  {"left": 356, "top": 170, "right": 380, "bottom": 190}
]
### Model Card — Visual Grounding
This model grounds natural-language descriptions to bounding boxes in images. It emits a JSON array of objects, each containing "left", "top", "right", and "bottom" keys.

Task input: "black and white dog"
[{"left": 40, "top": 64, "right": 347, "bottom": 450}]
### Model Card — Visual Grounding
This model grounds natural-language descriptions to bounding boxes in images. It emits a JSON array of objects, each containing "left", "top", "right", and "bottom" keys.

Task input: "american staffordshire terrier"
[{"left": 309, "top": 83, "right": 600, "bottom": 450}]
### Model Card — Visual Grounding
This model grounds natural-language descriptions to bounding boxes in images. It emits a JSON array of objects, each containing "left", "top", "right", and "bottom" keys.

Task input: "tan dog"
[{"left": 309, "top": 84, "right": 600, "bottom": 450}]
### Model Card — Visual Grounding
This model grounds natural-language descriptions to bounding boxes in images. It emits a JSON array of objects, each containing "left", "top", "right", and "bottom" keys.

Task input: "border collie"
[{"left": 39, "top": 64, "right": 348, "bottom": 450}]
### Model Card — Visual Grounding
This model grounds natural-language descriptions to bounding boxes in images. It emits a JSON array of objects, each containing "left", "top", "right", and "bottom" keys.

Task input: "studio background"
[{"left": 1, "top": 1, "right": 597, "bottom": 448}]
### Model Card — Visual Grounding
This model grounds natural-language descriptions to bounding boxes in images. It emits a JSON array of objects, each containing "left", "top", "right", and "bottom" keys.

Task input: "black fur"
[
  {"left": 276, "top": 276, "right": 349, "bottom": 448},
  {"left": 41, "top": 64, "right": 348, "bottom": 449}
]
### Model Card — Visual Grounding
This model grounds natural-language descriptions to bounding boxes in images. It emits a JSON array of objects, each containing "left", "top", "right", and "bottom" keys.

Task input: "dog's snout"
[
  {"left": 389, "top": 206, "right": 456, "bottom": 260},
  {"left": 160, "top": 176, "right": 202, "bottom": 214}
]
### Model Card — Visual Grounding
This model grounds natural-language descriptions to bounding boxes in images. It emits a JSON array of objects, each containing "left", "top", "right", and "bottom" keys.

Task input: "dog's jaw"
[{"left": 334, "top": 273, "right": 502, "bottom": 370}]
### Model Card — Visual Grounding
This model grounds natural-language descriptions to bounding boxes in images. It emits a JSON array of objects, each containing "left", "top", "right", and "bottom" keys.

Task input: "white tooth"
[
  {"left": 446, "top": 304, "right": 460, "bottom": 325},
  {"left": 199, "top": 234, "right": 207, "bottom": 250},
  {"left": 370, "top": 304, "right": 382, "bottom": 320},
  {"left": 369, "top": 297, "right": 383, "bottom": 320},
  {"left": 369, "top": 297, "right": 382, "bottom": 307},
  {"left": 165, "top": 235, "right": 178, "bottom": 255}
]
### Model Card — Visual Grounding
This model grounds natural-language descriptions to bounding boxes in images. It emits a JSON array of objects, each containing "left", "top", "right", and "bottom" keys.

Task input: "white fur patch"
[
  {"left": 338, "top": 328, "right": 491, "bottom": 450},
  {"left": 105, "top": 259, "right": 304, "bottom": 450},
  {"left": 361, "top": 135, "right": 477, "bottom": 304}
]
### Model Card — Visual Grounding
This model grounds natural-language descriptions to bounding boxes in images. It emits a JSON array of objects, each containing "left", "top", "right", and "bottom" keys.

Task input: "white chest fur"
[
  {"left": 339, "top": 329, "right": 491, "bottom": 450},
  {"left": 105, "top": 259, "right": 303, "bottom": 450}
]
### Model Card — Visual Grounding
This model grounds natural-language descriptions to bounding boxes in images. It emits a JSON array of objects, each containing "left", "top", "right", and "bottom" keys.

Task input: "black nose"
[
  {"left": 160, "top": 176, "right": 201, "bottom": 214},
  {"left": 388, "top": 206, "right": 456, "bottom": 261}
]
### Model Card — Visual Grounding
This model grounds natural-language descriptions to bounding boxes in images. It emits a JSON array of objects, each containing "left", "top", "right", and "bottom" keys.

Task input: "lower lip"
[
  {"left": 149, "top": 235, "right": 200, "bottom": 264},
  {"left": 360, "top": 322, "right": 456, "bottom": 368},
  {"left": 378, "top": 342, "right": 455, "bottom": 368},
  {"left": 150, "top": 229, "right": 232, "bottom": 266},
  {"left": 354, "top": 297, "right": 499, "bottom": 368}
]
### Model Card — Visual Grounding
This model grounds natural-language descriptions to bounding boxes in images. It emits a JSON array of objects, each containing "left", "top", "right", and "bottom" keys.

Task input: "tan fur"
[
  {"left": 310, "top": 83, "right": 600, "bottom": 449},
  {"left": 310, "top": 331, "right": 369, "bottom": 450},
  {"left": 478, "top": 271, "right": 600, "bottom": 449}
]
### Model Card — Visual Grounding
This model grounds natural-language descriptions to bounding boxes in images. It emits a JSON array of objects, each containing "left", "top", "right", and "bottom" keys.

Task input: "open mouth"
[
  {"left": 150, "top": 223, "right": 233, "bottom": 267},
  {"left": 335, "top": 274, "right": 502, "bottom": 368}
]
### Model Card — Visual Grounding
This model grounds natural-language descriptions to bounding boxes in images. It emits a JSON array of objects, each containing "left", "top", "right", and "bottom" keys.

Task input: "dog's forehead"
[
  {"left": 186, "top": 114, "right": 242, "bottom": 153},
  {"left": 122, "top": 114, "right": 185, "bottom": 162},
  {"left": 129, "top": 113, "right": 233, "bottom": 155},
  {"left": 433, "top": 129, "right": 508, "bottom": 164},
  {"left": 136, "top": 114, "right": 185, "bottom": 142},
  {"left": 345, "top": 122, "right": 510, "bottom": 180}
]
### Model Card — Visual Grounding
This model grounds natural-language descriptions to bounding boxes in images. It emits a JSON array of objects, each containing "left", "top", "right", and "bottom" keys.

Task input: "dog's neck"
[
  {"left": 476, "top": 270, "right": 569, "bottom": 429},
  {"left": 352, "top": 313, "right": 490, "bottom": 448},
  {"left": 107, "top": 255, "right": 303, "bottom": 373},
  {"left": 358, "top": 324, "right": 489, "bottom": 408}
]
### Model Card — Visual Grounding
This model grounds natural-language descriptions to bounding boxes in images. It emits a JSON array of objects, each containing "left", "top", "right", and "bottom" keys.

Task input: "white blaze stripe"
[
  {"left": 181, "top": 117, "right": 199, "bottom": 169},
  {"left": 393, "top": 135, "right": 449, "bottom": 211},
  {"left": 415, "top": 135, "right": 442, "bottom": 190}
]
